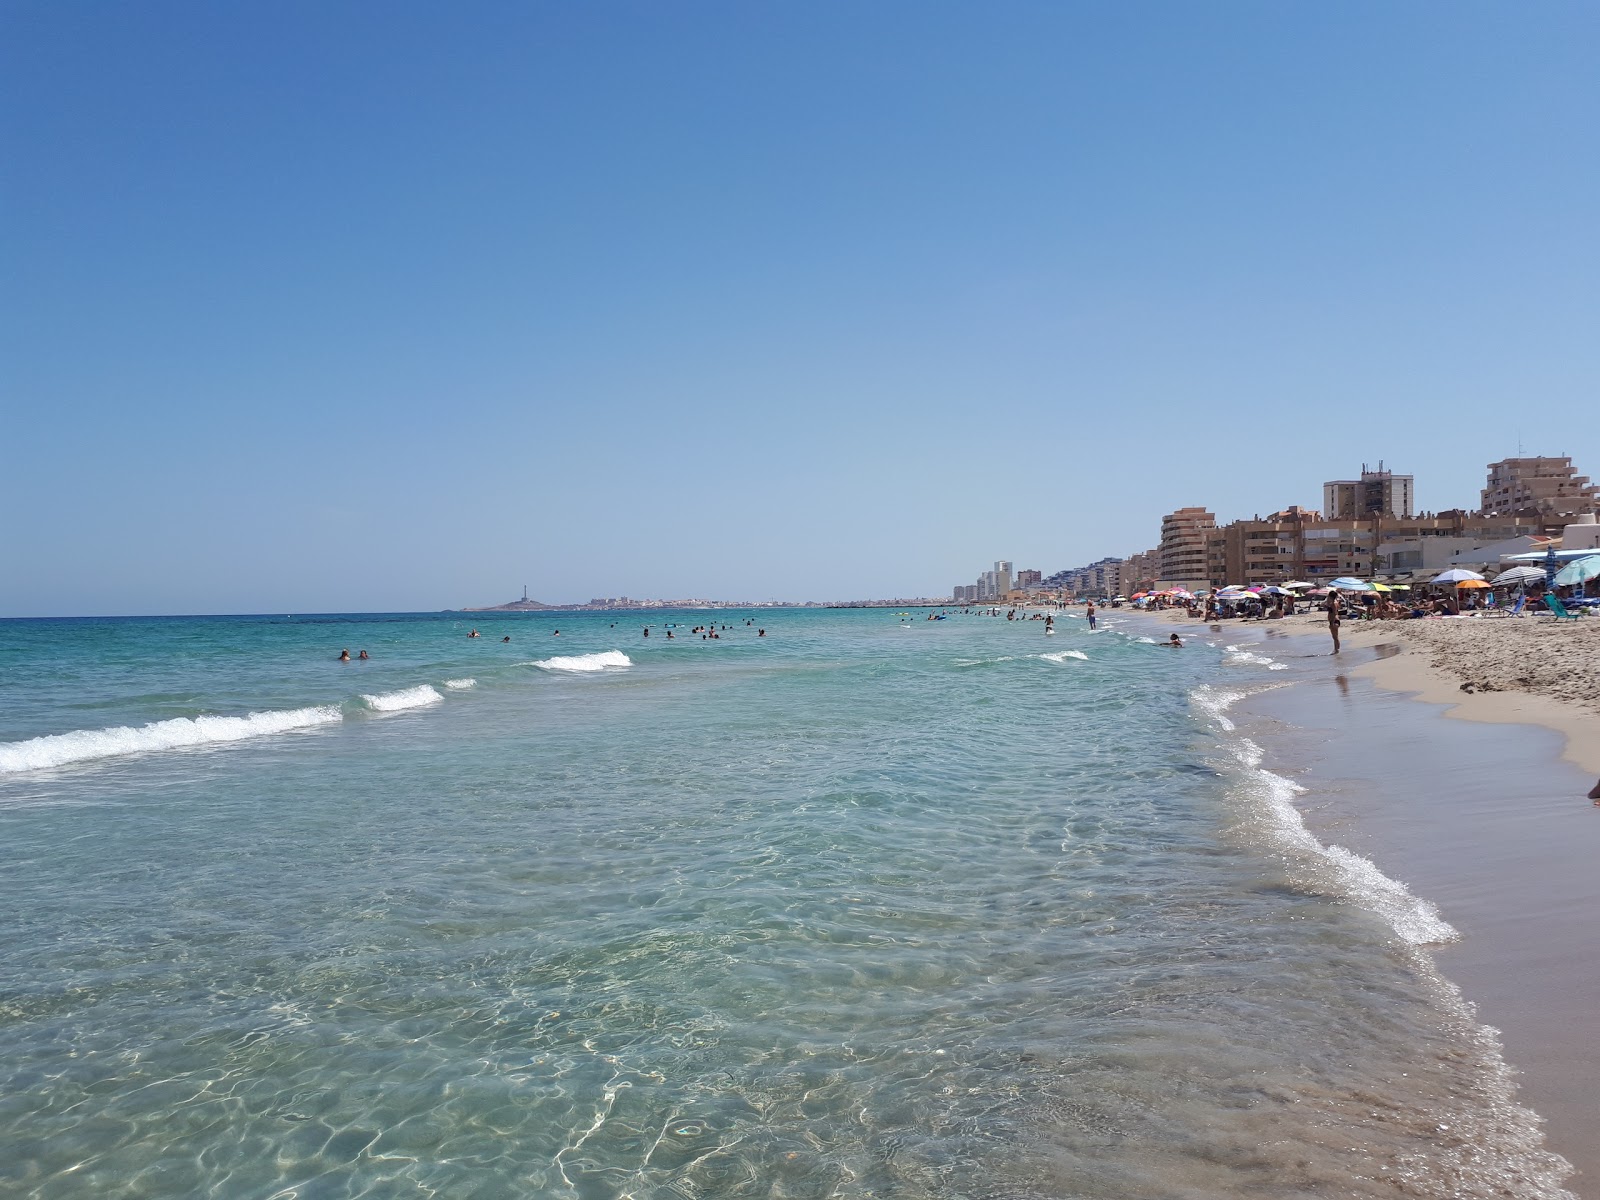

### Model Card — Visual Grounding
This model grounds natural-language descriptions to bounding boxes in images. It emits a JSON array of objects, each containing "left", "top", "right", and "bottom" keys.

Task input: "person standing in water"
[
  {"left": 1325, "top": 588, "right": 1342, "bottom": 654},
  {"left": 1085, "top": 600, "right": 1096, "bottom": 630}
]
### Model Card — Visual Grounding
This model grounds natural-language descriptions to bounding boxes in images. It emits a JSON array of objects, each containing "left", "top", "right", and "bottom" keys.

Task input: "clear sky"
[{"left": 3, "top": 2, "right": 1597, "bottom": 615}]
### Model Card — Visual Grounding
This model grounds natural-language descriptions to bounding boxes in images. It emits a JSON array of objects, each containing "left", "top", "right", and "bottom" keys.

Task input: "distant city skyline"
[{"left": 4, "top": 5, "right": 1597, "bottom": 616}]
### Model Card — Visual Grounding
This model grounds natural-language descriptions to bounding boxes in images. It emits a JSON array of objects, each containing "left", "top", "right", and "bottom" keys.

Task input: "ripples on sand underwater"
[{"left": 0, "top": 609, "right": 1575, "bottom": 1198}]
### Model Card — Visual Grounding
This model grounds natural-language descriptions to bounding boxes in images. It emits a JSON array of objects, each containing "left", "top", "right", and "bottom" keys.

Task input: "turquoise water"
[{"left": 0, "top": 609, "right": 1574, "bottom": 1198}]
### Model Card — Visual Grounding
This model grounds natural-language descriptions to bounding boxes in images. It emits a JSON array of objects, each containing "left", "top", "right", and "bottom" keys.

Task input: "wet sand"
[{"left": 1217, "top": 625, "right": 1600, "bottom": 1195}]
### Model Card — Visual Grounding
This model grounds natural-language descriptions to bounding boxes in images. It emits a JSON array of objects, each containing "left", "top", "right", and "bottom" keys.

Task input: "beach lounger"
[
  {"left": 1541, "top": 594, "right": 1580, "bottom": 620},
  {"left": 1484, "top": 595, "right": 1527, "bottom": 618}
]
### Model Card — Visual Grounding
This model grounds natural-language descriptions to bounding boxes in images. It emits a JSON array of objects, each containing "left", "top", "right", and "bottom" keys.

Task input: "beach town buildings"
[
  {"left": 1031, "top": 452, "right": 1595, "bottom": 601},
  {"left": 952, "top": 560, "right": 1028, "bottom": 603},
  {"left": 1479, "top": 456, "right": 1598, "bottom": 523},
  {"left": 1045, "top": 557, "right": 1123, "bottom": 598},
  {"left": 1322, "top": 463, "right": 1414, "bottom": 520}
]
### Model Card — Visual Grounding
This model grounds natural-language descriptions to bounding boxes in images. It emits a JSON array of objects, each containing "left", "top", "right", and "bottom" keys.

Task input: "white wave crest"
[
  {"left": 361, "top": 685, "right": 443, "bottom": 712},
  {"left": 1225, "top": 649, "right": 1289, "bottom": 671},
  {"left": 0, "top": 706, "right": 343, "bottom": 775},
  {"left": 442, "top": 678, "right": 476, "bottom": 690},
  {"left": 1194, "top": 685, "right": 1457, "bottom": 947},
  {"left": 1038, "top": 650, "right": 1088, "bottom": 662},
  {"left": 530, "top": 650, "right": 632, "bottom": 673}
]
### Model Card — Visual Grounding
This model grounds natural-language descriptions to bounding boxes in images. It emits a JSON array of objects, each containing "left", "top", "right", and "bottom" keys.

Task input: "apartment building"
[
  {"left": 1158, "top": 507, "right": 1216, "bottom": 589},
  {"left": 1480, "top": 456, "right": 1598, "bottom": 520},
  {"left": 1323, "top": 463, "right": 1414, "bottom": 520},
  {"left": 1120, "top": 549, "right": 1160, "bottom": 595}
]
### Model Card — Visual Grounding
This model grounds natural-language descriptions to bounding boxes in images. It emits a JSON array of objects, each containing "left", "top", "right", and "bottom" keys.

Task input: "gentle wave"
[
  {"left": 442, "top": 678, "right": 476, "bottom": 690},
  {"left": 361, "top": 685, "right": 443, "bottom": 712},
  {"left": 0, "top": 706, "right": 343, "bottom": 774},
  {"left": 1224, "top": 647, "right": 1289, "bottom": 671},
  {"left": 1038, "top": 649, "right": 1088, "bottom": 662},
  {"left": 1194, "top": 685, "right": 1457, "bottom": 946},
  {"left": 529, "top": 650, "right": 632, "bottom": 673}
]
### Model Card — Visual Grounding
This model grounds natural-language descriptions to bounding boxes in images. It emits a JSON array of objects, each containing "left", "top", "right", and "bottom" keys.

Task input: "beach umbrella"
[
  {"left": 1492, "top": 566, "right": 1545, "bottom": 587},
  {"left": 1368, "top": 582, "right": 1394, "bottom": 593},
  {"left": 1307, "top": 587, "right": 1331, "bottom": 596},
  {"left": 1282, "top": 581, "right": 1313, "bottom": 590},
  {"left": 1431, "top": 568, "right": 1485, "bottom": 584},
  {"left": 1553, "top": 554, "right": 1600, "bottom": 586},
  {"left": 1261, "top": 585, "right": 1292, "bottom": 595},
  {"left": 1455, "top": 579, "right": 1490, "bottom": 589},
  {"left": 1330, "top": 577, "right": 1374, "bottom": 591}
]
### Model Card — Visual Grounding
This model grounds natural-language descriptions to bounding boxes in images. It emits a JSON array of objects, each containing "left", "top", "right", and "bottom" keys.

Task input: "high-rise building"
[
  {"left": 1480, "top": 456, "right": 1598, "bottom": 519},
  {"left": 1323, "top": 462, "right": 1414, "bottom": 520},
  {"left": 1159, "top": 508, "right": 1216, "bottom": 587},
  {"left": 993, "top": 561, "right": 1013, "bottom": 596},
  {"left": 1015, "top": 568, "right": 1042, "bottom": 588}
]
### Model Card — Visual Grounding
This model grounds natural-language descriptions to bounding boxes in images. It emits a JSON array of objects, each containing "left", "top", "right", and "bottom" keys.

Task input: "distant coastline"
[{"left": 456, "top": 596, "right": 954, "bottom": 613}]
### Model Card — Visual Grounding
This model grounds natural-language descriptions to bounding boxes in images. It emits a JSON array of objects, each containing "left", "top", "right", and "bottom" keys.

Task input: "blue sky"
[{"left": 3, "top": 2, "right": 1597, "bottom": 614}]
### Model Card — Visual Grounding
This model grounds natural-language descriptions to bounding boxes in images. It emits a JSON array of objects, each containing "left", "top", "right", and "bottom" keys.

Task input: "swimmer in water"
[
  {"left": 502, "top": 635, "right": 511, "bottom": 642},
  {"left": 358, "top": 650, "right": 369, "bottom": 660},
  {"left": 1166, "top": 634, "right": 1183, "bottom": 648},
  {"left": 338, "top": 649, "right": 350, "bottom": 661},
  {"left": 468, "top": 630, "right": 480, "bottom": 638},
  {"left": 666, "top": 630, "right": 673, "bottom": 639}
]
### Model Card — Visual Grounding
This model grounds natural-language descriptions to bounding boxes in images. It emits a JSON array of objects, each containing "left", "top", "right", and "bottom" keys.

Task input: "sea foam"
[
  {"left": 0, "top": 706, "right": 343, "bottom": 775},
  {"left": 1194, "top": 685, "right": 1457, "bottom": 947},
  {"left": 442, "top": 678, "right": 476, "bottom": 690},
  {"left": 1038, "top": 649, "right": 1088, "bottom": 662},
  {"left": 361, "top": 685, "right": 443, "bottom": 712},
  {"left": 529, "top": 650, "right": 632, "bottom": 672}
]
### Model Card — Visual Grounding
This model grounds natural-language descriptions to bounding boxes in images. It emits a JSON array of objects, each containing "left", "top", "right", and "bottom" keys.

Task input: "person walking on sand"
[{"left": 1325, "top": 588, "right": 1342, "bottom": 654}]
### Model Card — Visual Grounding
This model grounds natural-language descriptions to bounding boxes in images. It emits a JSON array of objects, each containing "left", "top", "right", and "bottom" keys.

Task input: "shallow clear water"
[{"left": 0, "top": 609, "right": 1574, "bottom": 1198}]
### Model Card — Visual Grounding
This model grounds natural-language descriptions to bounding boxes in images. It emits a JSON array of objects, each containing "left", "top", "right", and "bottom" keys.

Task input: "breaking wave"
[
  {"left": 529, "top": 650, "right": 632, "bottom": 673},
  {"left": 1038, "top": 649, "right": 1088, "bottom": 662},
  {"left": 0, "top": 706, "right": 343, "bottom": 775},
  {"left": 442, "top": 678, "right": 476, "bottom": 690},
  {"left": 360, "top": 685, "right": 443, "bottom": 712}
]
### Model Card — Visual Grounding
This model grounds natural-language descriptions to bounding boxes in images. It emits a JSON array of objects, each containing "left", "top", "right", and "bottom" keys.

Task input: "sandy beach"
[{"left": 1127, "top": 603, "right": 1600, "bottom": 1194}]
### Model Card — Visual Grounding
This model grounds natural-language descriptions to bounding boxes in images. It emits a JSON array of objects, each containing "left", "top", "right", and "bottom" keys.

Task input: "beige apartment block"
[
  {"left": 1323, "top": 463, "right": 1415, "bottom": 520},
  {"left": 1480, "top": 456, "right": 1598, "bottom": 520},
  {"left": 1159, "top": 507, "right": 1216, "bottom": 589},
  {"left": 1121, "top": 549, "right": 1159, "bottom": 595}
]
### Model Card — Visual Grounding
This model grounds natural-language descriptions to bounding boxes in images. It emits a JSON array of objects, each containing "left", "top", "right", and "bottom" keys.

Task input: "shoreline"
[
  {"left": 1136, "top": 605, "right": 1600, "bottom": 775},
  {"left": 1119, "top": 605, "right": 1598, "bottom": 1194}
]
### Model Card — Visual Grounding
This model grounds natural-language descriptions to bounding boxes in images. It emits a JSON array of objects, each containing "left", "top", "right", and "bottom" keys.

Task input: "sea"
[{"left": 0, "top": 607, "right": 1576, "bottom": 1199}]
